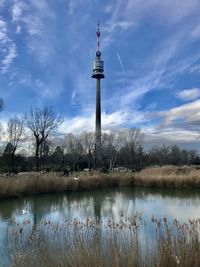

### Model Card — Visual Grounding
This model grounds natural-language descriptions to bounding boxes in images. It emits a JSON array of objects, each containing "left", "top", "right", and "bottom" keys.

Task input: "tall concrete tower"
[{"left": 92, "top": 22, "right": 104, "bottom": 167}]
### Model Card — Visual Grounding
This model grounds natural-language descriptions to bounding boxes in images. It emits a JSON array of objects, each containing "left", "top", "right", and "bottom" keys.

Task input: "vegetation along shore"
[
  {"left": 1, "top": 165, "right": 200, "bottom": 199},
  {"left": 10, "top": 215, "right": 200, "bottom": 267}
]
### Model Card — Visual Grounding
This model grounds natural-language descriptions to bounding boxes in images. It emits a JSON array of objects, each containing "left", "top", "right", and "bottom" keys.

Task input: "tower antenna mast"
[{"left": 96, "top": 20, "right": 100, "bottom": 52}]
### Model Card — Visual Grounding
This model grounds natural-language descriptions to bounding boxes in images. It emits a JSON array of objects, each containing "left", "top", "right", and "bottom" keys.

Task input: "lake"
[{"left": 0, "top": 186, "right": 200, "bottom": 266}]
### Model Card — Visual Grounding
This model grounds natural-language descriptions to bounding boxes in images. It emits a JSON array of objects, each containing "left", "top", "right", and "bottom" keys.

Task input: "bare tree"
[
  {"left": 52, "top": 145, "right": 65, "bottom": 167},
  {"left": 101, "top": 133, "right": 119, "bottom": 170},
  {"left": 7, "top": 116, "right": 25, "bottom": 172},
  {"left": 118, "top": 128, "right": 144, "bottom": 170},
  {"left": 26, "top": 106, "right": 63, "bottom": 171},
  {"left": 65, "top": 133, "right": 83, "bottom": 171},
  {"left": 40, "top": 139, "right": 52, "bottom": 171},
  {"left": 80, "top": 131, "right": 95, "bottom": 170}
]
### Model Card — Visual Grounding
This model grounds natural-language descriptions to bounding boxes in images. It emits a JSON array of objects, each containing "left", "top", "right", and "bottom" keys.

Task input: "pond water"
[{"left": 0, "top": 186, "right": 200, "bottom": 266}]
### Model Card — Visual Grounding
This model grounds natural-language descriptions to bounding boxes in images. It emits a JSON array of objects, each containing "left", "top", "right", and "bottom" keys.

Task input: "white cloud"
[
  {"left": 156, "top": 100, "right": 200, "bottom": 127},
  {"left": 0, "top": 18, "right": 8, "bottom": 44},
  {"left": 68, "top": 0, "right": 85, "bottom": 16},
  {"left": 57, "top": 107, "right": 200, "bottom": 146},
  {"left": 102, "top": 111, "right": 128, "bottom": 128},
  {"left": 71, "top": 90, "right": 77, "bottom": 105},
  {"left": 0, "top": 18, "right": 17, "bottom": 74},
  {"left": 107, "top": 67, "right": 164, "bottom": 113},
  {"left": 30, "top": 0, "right": 49, "bottom": 12},
  {"left": 16, "top": 25, "right": 21, "bottom": 33},
  {"left": 125, "top": 0, "right": 200, "bottom": 24},
  {"left": 59, "top": 115, "right": 94, "bottom": 135},
  {"left": 176, "top": 88, "right": 200, "bottom": 101},
  {"left": 102, "top": 19, "right": 135, "bottom": 48},
  {"left": 189, "top": 65, "right": 200, "bottom": 74},
  {"left": 104, "top": 4, "right": 113, "bottom": 14},
  {"left": 21, "top": 15, "right": 43, "bottom": 36},
  {"left": 58, "top": 109, "right": 145, "bottom": 136},
  {"left": 141, "top": 99, "right": 200, "bottom": 146},
  {"left": 0, "top": 18, "right": 6, "bottom": 28},
  {"left": 11, "top": 1, "right": 28, "bottom": 34},
  {"left": 0, "top": 29, "right": 7, "bottom": 43},
  {"left": 11, "top": 0, "right": 55, "bottom": 64},
  {"left": 0, "top": 0, "right": 5, "bottom": 7},
  {"left": 144, "top": 127, "right": 199, "bottom": 144},
  {"left": 1, "top": 44, "right": 17, "bottom": 73},
  {"left": 104, "top": 20, "right": 135, "bottom": 33},
  {"left": 12, "top": 1, "right": 25, "bottom": 22}
]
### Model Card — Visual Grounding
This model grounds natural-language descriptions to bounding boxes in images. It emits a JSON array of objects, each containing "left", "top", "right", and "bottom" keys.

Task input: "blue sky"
[{"left": 0, "top": 0, "right": 200, "bottom": 147}]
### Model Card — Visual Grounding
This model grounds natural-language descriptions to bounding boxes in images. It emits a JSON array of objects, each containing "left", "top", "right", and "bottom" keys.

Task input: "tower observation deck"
[{"left": 92, "top": 22, "right": 104, "bottom": 168}]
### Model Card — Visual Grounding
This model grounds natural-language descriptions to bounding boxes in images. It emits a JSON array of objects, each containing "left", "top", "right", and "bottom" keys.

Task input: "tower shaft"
[{"left": 96, "top": 78, "right": 101, "bottom": 147}]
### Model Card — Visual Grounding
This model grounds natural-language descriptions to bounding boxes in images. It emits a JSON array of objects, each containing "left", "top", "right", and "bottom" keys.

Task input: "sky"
[{"left": 0, "top": 0, "right": 200, "bottom": 148}]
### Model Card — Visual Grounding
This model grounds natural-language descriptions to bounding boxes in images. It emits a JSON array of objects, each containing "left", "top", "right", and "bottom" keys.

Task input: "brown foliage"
[{"left": 0, "top": 166, "right": 200, "bottom": 199}]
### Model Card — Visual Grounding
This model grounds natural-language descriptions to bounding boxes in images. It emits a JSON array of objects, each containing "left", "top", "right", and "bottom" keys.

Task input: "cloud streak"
[
  {"left": 1, "top": 43, "right": 17, "bottom": 73},
  {"left": 176, "top": 88, "right": 200, "bottom": 101},
  {"left": 117, "top": 53, "right": 125, "bottom": 73},
  {"left": 0, "top": 17, "right": 17, "bottom": 74}
]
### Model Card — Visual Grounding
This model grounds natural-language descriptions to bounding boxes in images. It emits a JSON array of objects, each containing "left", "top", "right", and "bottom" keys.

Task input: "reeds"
[
  {"left": 0, "top": 166, "right": 200, "bottom": 198},
  {"left": 10, "top": 216, "right": 200, "bottom": 267},
  {"left": 135, "top": 165, "right": 200, "bottom": 188}
]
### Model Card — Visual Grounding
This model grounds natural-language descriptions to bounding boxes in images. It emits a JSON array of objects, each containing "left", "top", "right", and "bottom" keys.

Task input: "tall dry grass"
[
  {"left": 0, "top": 171, "right": 134, "bottom": 198},
  {"left": 135, "top": 165, "right": 200, "bottom": 188},
  {"left": 10, "top": 216, "right": 200, "bottom": 267},
  {"left": 0, "top": 166, "right": 200, "bottom": 198}
]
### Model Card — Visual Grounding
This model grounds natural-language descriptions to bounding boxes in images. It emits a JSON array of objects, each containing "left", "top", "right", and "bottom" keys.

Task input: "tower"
[{"left": 92, "top": 22, "right": 104, "bottom": 168}]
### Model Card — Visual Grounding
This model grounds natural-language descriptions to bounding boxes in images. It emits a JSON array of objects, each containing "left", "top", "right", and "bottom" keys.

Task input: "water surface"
[{"left": 0, "top": 187, "right": 200, "bottom": 266}]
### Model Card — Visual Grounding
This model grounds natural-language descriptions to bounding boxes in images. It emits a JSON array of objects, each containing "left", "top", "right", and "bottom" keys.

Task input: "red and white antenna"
[{"left": 96, "top": 21, "right": 101, "bottom": 52}]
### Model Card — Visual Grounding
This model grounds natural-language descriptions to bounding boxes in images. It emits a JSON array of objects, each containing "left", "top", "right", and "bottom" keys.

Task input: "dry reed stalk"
[
  {"left": 0, "top": 166, "right": 200, "bottom": 199},
  {"left": 10, "top": 216, "right": 200, "bottom": 267}
]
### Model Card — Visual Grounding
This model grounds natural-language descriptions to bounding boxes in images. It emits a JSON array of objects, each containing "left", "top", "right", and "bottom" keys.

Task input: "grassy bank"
[
  {"left": 135, "top": 165, "right": 200, "bottom": 188},
  {"left": 10, "top": 216, "right": 200, "bottom": 267},
  {"left": 0, "top": 166, "right": 200, "bottom": 198}
]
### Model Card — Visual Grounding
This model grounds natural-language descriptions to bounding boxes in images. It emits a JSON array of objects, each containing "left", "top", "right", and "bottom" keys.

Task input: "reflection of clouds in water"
[
  {"left": 145, "top": 194, "right": 200, "bottom": 207},
  {"left": 111, "top": 193, "right": 129, "bottom": 218},
  {"left": 64, "top": 198, "right": 94, "bottom": 218},
  {"left": 0, "top": 188, "right": 200, "bottom": 267},
  {"left": 45, "top": 198, "right": 95, "bottom": 221},
  {"left": 134, "top": 194, "right": 200, "bottom": 222},
  {"left": 166, "top": 205, "right": 200, "bottom": 221},
  {"left": 45, "top": 211, "right": 64, "bottom": 222},
  {"left": 32, "top": 191, "right": 200, "bottom": 223},
  {"left": 43, "top": 193, "right": 139, "bottom": 222},
  {"left": 109, "top": 193, "right": 138, "bottom": 219},
  {"left": 1, "top": 188, "right": 200, "bottom": 226}
]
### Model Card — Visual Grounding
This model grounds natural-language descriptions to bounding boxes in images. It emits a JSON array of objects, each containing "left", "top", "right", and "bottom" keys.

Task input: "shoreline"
[{"left": 0, "top": 165, "right": 200, "bottom": 199}]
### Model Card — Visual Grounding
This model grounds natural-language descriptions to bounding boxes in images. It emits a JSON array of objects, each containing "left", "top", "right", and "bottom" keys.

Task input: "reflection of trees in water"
[
  {"left": 0, "top": 187, "right": 200, "bottom": 265},
  {"left": 0, "top": 187, "right": 200, "bottom": 225},
  {"left": 133, "top": 187, "right": 200, "bottom": 206},
  {"left": 0, "top": 198, "right": 27, "bottom": 220}
]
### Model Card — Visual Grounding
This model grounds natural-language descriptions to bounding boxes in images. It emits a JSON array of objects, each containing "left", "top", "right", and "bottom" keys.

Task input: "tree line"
[{"left": 0, "top": 100, "right": 200, "bottom": 174}]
